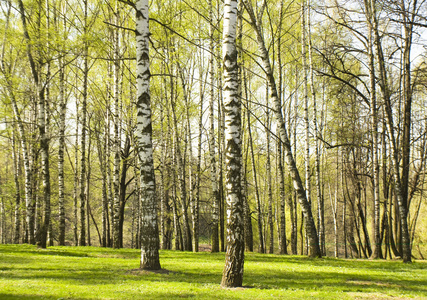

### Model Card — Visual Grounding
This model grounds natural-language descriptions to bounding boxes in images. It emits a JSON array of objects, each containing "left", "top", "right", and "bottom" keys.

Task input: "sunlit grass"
[{"left": 0, "top": 244, "right": 426, "bottom": 299}]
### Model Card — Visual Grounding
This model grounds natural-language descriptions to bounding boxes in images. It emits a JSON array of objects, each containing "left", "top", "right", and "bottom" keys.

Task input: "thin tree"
[
  {"left": 79, "top": 0, "right": 89, "bottom": 247},
  {"left": 57, "top": 0, "right": 68, "bottom": 246},
  {"left": 0, "top": 1, "right": 32, "bottom": 244},
  {"left": 112, "top": 1, "right": 121, "bottom": 249},
  {"left": 363, "top": 8, "right": 381, "bottom": 258},
  {"left": 368, "top": 0, "right": 411, "bottom": 262},
  {"left": 208, "top": 0, "right": 220, "bottom": 253},
  {"left": 18, "top": 0, "right": 51, "bottom": 249},
  {"left": 307, "top": 0, "right": 325, "bottom": 255},
  {"left": 11, "top": 128, "right": 21, "bottom": 244},
  {"left": 247, "top": 96, "right": 265, "bottom": 253},
  {"left": 243, "top": 0, "right": 321, "bottom": 258}
]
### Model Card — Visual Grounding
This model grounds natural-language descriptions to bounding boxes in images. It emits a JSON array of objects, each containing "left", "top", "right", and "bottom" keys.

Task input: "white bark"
[
  {"left": 221, "top": 0, "right": 244, "bottom": 288},
  {"left": 136, "top": 0, "right": 161, "bottom": 270},
  {"left": 113, "top": 3, "right": 121, "bottom": 249},
  {"left": 79, "top": 0, "right": 89, "bottom": 247}
]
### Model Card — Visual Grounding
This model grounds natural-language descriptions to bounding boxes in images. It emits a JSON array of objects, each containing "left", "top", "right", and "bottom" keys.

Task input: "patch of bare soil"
[
  {"left": 198, "top": 244, "right": 212, "bottom": 252},
  {"left": 347, "top": 280, "right": 401, "bottom": 288},
  {"left": 347, "top": 292, "right": 413, "bottom": 299},
  {"left": 126, "top": 268, "right": 176, "bottom": 275},
  {"left": 221, "top": 286, "right": 255, "bottom": 291}
]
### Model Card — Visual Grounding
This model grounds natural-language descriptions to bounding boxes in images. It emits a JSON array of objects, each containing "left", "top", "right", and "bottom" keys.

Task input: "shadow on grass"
[
  {"left": 0, "top": 245, "right": 139, "bottom": 259},
  {"left": 1, "top": 245, "right": 426, "bottom": 299},
  {"left": 0, "top": 294, "right": 62, "bottom": 300}
]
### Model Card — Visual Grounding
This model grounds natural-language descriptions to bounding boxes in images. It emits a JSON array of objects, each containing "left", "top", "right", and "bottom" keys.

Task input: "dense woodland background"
[{"left": 0, "top": 0, "right": 426, "bottom": 260}]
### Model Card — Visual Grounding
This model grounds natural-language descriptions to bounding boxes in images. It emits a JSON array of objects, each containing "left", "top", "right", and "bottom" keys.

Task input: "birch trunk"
[
  {"left": 365, "top": 19, "right": 381, "bottom": 259},
  {"left": 9, "top": 94, "right": 33, "bottom": 244},
  {"left": 79, "top": 0, "right": 89, "bottom": 247},
  {"left": 171, "top": 92, "right": 192, "bottom": 252},
  {"left": 247, "top": 98, "right": 265, "bottom": 253},
  {"left": 12, "top": 128, "right": 21, "bottom": 244},
  {"left": 301, "top": 0, "right": 311, "bottom": 218},
  {"left": 0, "top": 193, "right": 4, "bottom": 244},
  {"left": 57, "top": 11, "right": 67, "bottom": 244},
  {"left": 278, "top": 140, "right": 288, "bottom": 254},
  {"left": 266, "top": 88, "right": 274, "bottom": 254},
  {"left": 159, "top": 81, "right": 169, "bottom": 250},
  {"left": 106, "top": 83, "right": 113, "bottom": 248},
  {"left": 369, "top": 0, "right": 411, "bottom": 262},
  {"left": 57, "top": 65, "right": 66, "bottom": 246},
  {"left": 98, "top": 129, "right": 108, "bottom": 247},
  {"left": 86, "top": 135, "right": 92, "bottom": 246},
  {"left": 243, "top": 0, "right": 321, "bottom": 258},
  {"left": 241, "top": 42, "right": 253, "bottom": 254},
  {"left": 307, "top": 0, "right": 325, "bottom": 255},
  {"left": 208, "top": 0, "right": 220, "bottom": 253},
  {"left": 18, "top": 0, "right": 50, "bottom": 248},
  {"left": 221, "top": 0, "right": 244, "bottom": 287},
  {"left": 136, "top": 0, "right": 161, "bottom": 270},
  {"left": 193, "top": 53, "right": 204, "bottom": 252},
  {"left": 73, "top": 99, "right": 79, "bottom": 246},
  {"left": 112, "top": 3, "right": 121, "bottom": 249}
]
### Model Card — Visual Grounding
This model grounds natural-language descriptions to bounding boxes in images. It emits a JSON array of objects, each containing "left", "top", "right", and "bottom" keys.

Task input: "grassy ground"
[{"left": 0, "top": 244, "right": 426, "bottom": 299}]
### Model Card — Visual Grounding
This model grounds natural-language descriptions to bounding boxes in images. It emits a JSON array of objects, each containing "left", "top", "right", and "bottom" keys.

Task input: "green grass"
[{"left": 0, "top": 245, "right": 426, "bottom": 299}]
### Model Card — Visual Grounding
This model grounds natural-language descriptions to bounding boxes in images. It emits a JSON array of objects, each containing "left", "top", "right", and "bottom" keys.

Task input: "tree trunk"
[
  {"left": 400, "top": 0, "right": 415, "bottom": 222},
  {"left": 106, "top": 78, "right": 113, "bottom": 248},
  {"left": 18, "top": 0, "right": 50, "bottom": 249},
  {"left": 243, "top": 0, "right": 321, "bottom": 258},
  {"left": 193, "top": 53, "right": 204, "bottom": 252},
  {"left": 171, "top": 91, "right": 192, "bottom": 252},
  {"left": 57, "top": 37, "right": 67, "bottom": 246},
  {"left": 301, "top": 2, "right": 312, "bottom": 249},
  {"left": 86, "top": 132, "right": 92, "bottom": 246},
  {"left": 307, "top": 0, "right": 324, "bottom": 256},
  {"left": 73, "top": 99, "right": 79, "bottom": 246},
  {"left": 208, "top": 0, "right": 220, "bottom": 253},
  {"left": 98, "top": 128, "right": 108, "bottom": 247},
  {"left": 328, "top": 183, "right": 338, "bottom": 257},
  {"left": 112, "top": 3, "right": 121, "bottom": 249},
  {"left": 369, "top": 0, "right": 411, "bottom": 262},
  {"left": 118, "top": 137, "right": 132, "bottom": 248},
  {"left": 12, "top": 128, "right": 21, "bottom": 244},
  {"left": 241, "top": 69, "right": 253, "bottom": 253},
  {"left": 136, "top": 0, "right": 161, "bottom": 270},
  {"left": 363, "top": 0, "right": 382, "bottom": 259},
  {"left": 247, "top": 97, "right": 265, "bottom": 254},
  {"left": 221, "top": 0, "right": 244, "bottom": 287},
  {"left": 79, "top": 0, "right": 89, "bottom": 247},
  {"left": 278, "top": 140, "right": 288, "bottom": 254},
  {"left": 8, "top": 91, "right": 33, "bottom": 244},
  {"left": 0, "top": 193, "right": 5, "bottom": 244}
]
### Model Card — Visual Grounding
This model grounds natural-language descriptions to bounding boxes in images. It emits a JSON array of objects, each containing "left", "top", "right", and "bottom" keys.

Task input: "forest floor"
[{"left": 0, "top": 244, "right": 426, "bottom": 299}]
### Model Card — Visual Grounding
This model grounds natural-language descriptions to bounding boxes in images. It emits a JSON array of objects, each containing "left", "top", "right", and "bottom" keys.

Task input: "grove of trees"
[{"left": 1, "top": 0, "right": 427, "bottom": 286}]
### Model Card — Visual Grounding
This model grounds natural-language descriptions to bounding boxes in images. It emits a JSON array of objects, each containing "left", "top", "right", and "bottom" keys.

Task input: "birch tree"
[
  {"left": 112, "top": 1, "right": 121, "bottom": 249},
  {"left": 243, "top": 0, "right": 322, "bottom": 258},
  {"left": 18, "top": 0, "right": 51, "bottom": 249},
  {"left": 136, "top": 0, "right": 161, "bottom": 270},
  {"left": 368, "top": 0, "right": 411, "bottom": 262},
  {"left": 221, "top": 0, "right": 244, "bottom": 288},
  {"left": 208, "top": 0, "right": 220, "bottom": 253}
]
